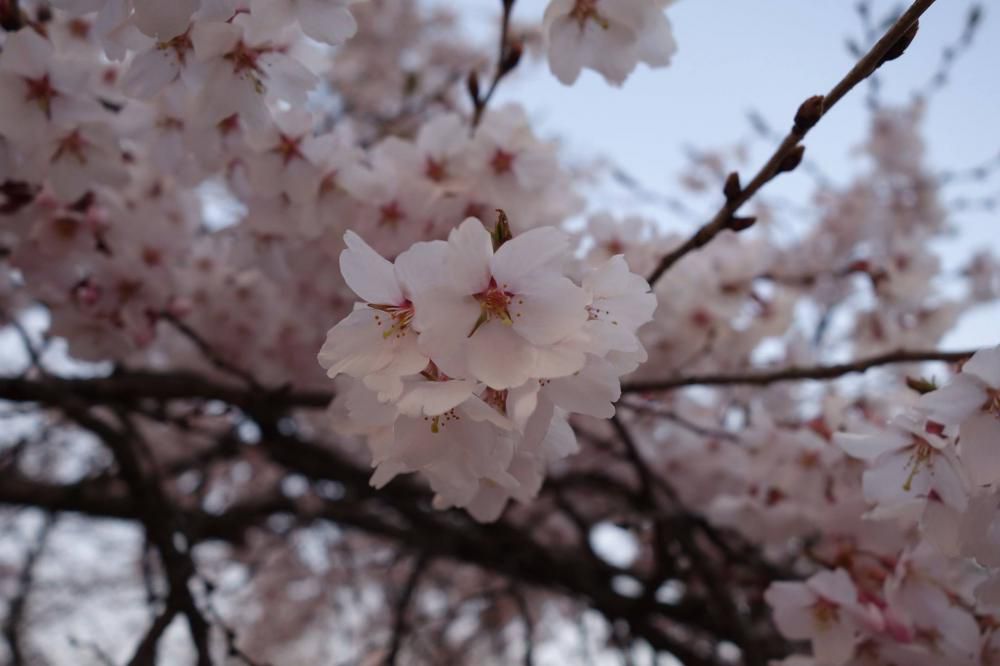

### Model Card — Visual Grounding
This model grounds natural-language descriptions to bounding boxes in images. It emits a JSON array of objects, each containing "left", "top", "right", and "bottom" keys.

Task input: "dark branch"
[{"left": 622, "top": 348, "right": 974, "bottom": 394}]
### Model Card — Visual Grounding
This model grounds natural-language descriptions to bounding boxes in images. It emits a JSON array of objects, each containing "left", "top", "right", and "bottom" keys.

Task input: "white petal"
[
  {"left": 491, "top": 226, "right": 570, "bottom": 288},
  {"left": 446, "top": 217, "right": 493, "bottom": 291},
  {"left": 917, "top": 374, "right": 987, "bottom": 425},
  {"left": 835, "top": 429, "right": 909, "bottom": 462},
  {"left": 396, "top": 380, "right": 477, "bottom": 417},
  {"left": 965, "top": 346, "right": 1000, "bottom": 387},
  {"left": 510, "top": 276, "right": 589, "bottom": 346},
  {"left": 960, "top": 411, "right": 1000, "bottom": 487},
  {"left": 0, "top": 29, "right": 53, "bottom": 79},
  {"left": 133, "top": 0, "right": 198, "bottom": 40},
  {"left": 467, "top": 322, "right": 536, "bottom": 389},
  {"left": 299, "top": 0, "right": 358, "bottom": 45},
  {"left": 340, "top": 231, "right": 404, "bottom": 304}
]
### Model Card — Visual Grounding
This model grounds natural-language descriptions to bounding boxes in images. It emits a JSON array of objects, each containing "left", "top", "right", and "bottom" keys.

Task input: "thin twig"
[
  {"left": 384, "top": 553, "right": 430, "bottom": 666},
  {"left": 470, "top": 0, "right": 520, "bottom": 128}
]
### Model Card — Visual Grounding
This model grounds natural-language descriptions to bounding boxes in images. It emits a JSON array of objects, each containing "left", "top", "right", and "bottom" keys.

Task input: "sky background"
[{"left": 449, "top": 0, "right": 1000, "bottom": 349}]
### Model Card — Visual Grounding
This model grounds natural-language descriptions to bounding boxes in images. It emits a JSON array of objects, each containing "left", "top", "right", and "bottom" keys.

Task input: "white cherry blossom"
[{"left": 543, "top": 0, "right": 677, "bottom": 86}]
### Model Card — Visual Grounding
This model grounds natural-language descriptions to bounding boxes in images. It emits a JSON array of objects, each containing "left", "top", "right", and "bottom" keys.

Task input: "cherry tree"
[{"left": 0, "top": 0, "right": 996, "bottom": 664}]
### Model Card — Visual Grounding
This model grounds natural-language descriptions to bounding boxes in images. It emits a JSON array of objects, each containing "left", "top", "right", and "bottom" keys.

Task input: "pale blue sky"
[{"left": 474, "top": 0, "right": 1000, "bottom": 348}]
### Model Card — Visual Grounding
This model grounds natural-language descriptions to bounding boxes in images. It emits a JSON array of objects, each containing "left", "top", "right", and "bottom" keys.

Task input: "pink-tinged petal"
[
  {"left": 505, "top": 382, "right": 540, "bottom": 431},
  {"left": 191, "top": 22, "right": 242, "bottom": 61},
  {"left": 809, "top": 569, "right": 857, "bottom": 607},
  {"left": 122, "top": 48, "right": 182, "bottom": 98},
  {"left": 545, "top": 355, "right": 620, "bottom": 419},
  {"left": 249, "top": 0, "right": 295, "bottom": 28},
  {"left": 917, "top": 374, "right": 987, "bottom": 425},
  {"left": 466, "top": 482, "right": 513, "bottom": 522},
  {"left": 959, "top": 410, "right": 1000, "bottom": 487},
  {"left": 810, "top": 619, "right": 856, "bottom": 666},
  {"left": 765, "top": 583, "right": 816, "bottom": 639},
  {"left": 545, "top": 20, "right": 585, "bottom": 85},
  {"left": 396, "top": 380, "right": 477, "bottom": 417},
  {"left": 299, "top": 0, "right": 358, "bottom": 45},
  {"left": 635, "top": 10, "right": 676, "bottom": 67},
  {"left": 510, "top": 276, "right": 588, "bottom": 346},
  {"left": 317, "top": 308, "right": 397, "bottom": 378},
  {"left": 339, "top": 230, "right": 404, "bottom": 304},
  {"left": 460, "top": 396, "right": 514, "bottom": 430},
  {"left": 392, "top": 418, "right": 451, "bottom": 469},
  {"left": 133, "top": 0, "right": 198, "bottom": 40},
  {"left": 467, "top": 322, "right": 536, "bottom": 389},
  {"left": 532, "top": 341, "right": 587, "bottom": 379},
  {"left": 492, "top": 226, "right": 570, "bottom": 288},
  {"left": 446, "top": 218, "right": 493, "bottom": 291},
  {"left": 835, "top": 429, "right": 910, "bottom": 462},
  {"left": 394, "top": 240, "right": 448, "bottom": 299},
  {"left": 958, "top": 494, "right": 1000, "bottom": 567},
  {"left": 412, "top": 291, "right": 479, "bottom": 376},
  {"left": 541, "top": 411, "right": 577, "bottom": 460},
  {"left": 861, "top": 449, "right": 927, "bottom": 506},
  {"left": 965, "top": 346, "right": 1000, "bottom": 387},
  {"left": 922, "top": 499, "right": 961, "bottom": 556},
  {"left": 362, "top": 338, "right": 429, "bottom": 402},
  {"left": 0, "top": 29, "right": 53, "bottom": 79},
  {"left": 370, "top": 458, "right": 405, "bottom": 489}
]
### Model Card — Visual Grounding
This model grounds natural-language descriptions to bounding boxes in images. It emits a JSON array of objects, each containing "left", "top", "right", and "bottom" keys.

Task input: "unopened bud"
[
  {"left": 728, "top": 216, "right": 757, "bottom": 232},
  {"left": 880, "top": 20, "right": 919, "bottom": 65},
  {"left": 723, "top": 172, "right": 741, "bottom": 202},
  {"left": 492, "top": 209, "right": 513, "bottom": 250},
  {"left": 906, "top": 376, "right": 938, "bottom": 395},
  {"left": 500, "top": 40, "right": 523, "bottom": 75},
  {"left": 778, "top": 145, "right": 805, "bottom": 174},
  {"left": 466, "top": 70, "right": 481, "bottom": 104},
  {"left": 794, "top": 95, "right": 825, "bottom": 133}
]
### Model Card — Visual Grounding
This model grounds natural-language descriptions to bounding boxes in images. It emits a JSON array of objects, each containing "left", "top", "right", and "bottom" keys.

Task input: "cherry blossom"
[
  {"left": 409, "top": 217, "right": 589, "bottom": 389},
  {"left": 766, "top": 569, "right": 867, "bottom": 665},
  {"left": 917, "top": 345, "right": 1000, "bottom": 487},
  {"left": 543, "top": 0, "right": 677, "bottom": 85}
]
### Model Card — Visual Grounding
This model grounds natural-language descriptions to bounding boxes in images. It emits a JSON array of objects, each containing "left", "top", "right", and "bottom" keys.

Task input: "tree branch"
[
  {"left": 646, "top": 0, "right": 936, "bottom": 285},
  {"left": 622, "top": 348, "right": 974, "bottom": 394}
]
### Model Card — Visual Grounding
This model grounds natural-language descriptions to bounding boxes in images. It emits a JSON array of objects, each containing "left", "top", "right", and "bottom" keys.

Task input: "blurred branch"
[
  {"left": 385, "top": 553, "right": 430, "bottom": 666},
  {"left": 3, "top": 517, "right": 54, "bottom": 666},
  {"left": 622, "top": 347, "right": 974, "bottom": 394},
  {"left": 159, "top": 312, "right": 260, "bottom": 389}
]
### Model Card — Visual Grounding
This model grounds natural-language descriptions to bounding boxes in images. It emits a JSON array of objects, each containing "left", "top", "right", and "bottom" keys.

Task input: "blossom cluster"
[
  {"left": 320, "top": 216, "right": 655, "bottom": 520},
  {"left": 761, "top": 348, "right": 1000, "bottom": 666}
]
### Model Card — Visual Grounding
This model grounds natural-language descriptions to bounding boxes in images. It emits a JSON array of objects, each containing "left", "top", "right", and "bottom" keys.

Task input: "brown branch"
[
  {"left": 622, "top": 348, "right": 975, "bottom": 394},
  {"left": 646, "top": 0, "right": 936, "bottom": 286}
]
